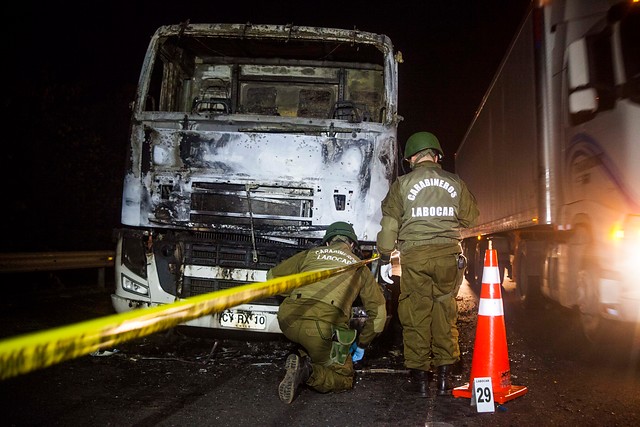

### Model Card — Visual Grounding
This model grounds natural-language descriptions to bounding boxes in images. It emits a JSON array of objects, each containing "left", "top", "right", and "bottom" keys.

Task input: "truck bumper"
[
  {"left": 111, "top": 294, "right": 283, "bottom": 334},
  {"left": 600, "top": 277, "right": 640, "bottom": 324}
]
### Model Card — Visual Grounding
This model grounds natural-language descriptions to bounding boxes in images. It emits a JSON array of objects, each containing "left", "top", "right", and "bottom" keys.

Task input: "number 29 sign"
[{"left": 472, "top": 377, "right": 495, "bottom": 413}]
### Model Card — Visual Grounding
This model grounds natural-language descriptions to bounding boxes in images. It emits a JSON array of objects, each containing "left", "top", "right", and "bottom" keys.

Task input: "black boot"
[
  {"left": 278, "top": 354, "right": 312, "bottom": 404},
  {"left": 402, "top": 369, "right": 430, "bottom": 397},
  {"left": 451, "top": 358, "right": 464, "bottom": 381},
  {"left": 436, "top": 364, "right": 453, "bottom": 396}
]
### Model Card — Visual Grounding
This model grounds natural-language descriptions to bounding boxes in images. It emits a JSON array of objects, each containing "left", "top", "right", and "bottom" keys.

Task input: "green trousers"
[
  {"left": 278, "top": 298, "right": 354, "bottom": 393},
  {"left": 398, "top": 246, "right": 463, "bottom": 371}
]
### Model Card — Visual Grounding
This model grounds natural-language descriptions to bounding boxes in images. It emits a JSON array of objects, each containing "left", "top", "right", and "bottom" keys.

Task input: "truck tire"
[
  {"left": 461, "top": 239, "right": 478, "bottom": 289},
  {"left": 576, "top": 255, "right": 604, "bottom": 343},
  {"left": 515, "top": 240, "right": 542, "bottom": 308},
  {"left": 471, "top": 239, "right": 487, "bottom": 293},
  {"left": 489, "top": 236, "right": 510, "bottom": 287}
]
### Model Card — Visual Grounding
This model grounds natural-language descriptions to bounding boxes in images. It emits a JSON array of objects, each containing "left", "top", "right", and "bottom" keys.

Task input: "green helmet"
[
  {"left": 403, "top": 131, "right": 443, "bottom": 159},
  {"left": 322, "top": 221, "right": 358, "bottom": 244}
]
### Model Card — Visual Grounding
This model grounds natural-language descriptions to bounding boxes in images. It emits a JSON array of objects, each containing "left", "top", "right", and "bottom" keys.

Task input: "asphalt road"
[{"left": 0, "top": 270, "right": 639, "bottom": 426}]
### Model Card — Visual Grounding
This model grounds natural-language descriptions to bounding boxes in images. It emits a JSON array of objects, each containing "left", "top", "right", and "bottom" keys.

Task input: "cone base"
[
  {"left": 453, "top": 383, "right": 528, "bottom": 404},
  {"left": 452, "top": 384, "right": 472, "bottom": 399}
]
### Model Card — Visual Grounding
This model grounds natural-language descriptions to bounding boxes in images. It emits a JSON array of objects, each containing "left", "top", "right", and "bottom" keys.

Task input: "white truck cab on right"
[{"left": 455, "top": 0, "right": 640, "bottom": 342}]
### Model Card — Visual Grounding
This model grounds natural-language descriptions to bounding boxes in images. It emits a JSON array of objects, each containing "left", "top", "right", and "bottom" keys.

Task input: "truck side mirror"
[
  {"left": 567, "top": 38, "right": 598, "bottom": 122},
  {"left": 569, "top": 88, "right": 598, "bottom": 115},
  {"left": 568, "top": 38, "right": 590, "bottom": 89}
]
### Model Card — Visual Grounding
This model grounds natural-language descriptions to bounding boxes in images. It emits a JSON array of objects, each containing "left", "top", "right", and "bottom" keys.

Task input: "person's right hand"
[
  {"left": 378, "top": 253, "right": 393, "bottom": 284},
  {"left": 350, "top": 343, "right": 365, "bottom": 363}
]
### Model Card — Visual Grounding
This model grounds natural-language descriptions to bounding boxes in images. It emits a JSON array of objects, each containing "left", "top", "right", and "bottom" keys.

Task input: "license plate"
[{"left": 218, "top": 309, "right": 267, "bottom": 330}]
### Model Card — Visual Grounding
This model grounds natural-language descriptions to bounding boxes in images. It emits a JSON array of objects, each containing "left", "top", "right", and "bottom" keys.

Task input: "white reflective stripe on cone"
[
  {"left": 481, "top": 266, "right": 500, "bottom": 285},
  {"left": 478, "top": 298, "right": 504, "bottom": 316}
]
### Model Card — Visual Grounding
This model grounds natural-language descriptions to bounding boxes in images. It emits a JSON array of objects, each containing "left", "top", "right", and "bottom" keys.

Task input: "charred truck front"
[{"left": 111, "top": 23, "right": 401, "bottom": 334}]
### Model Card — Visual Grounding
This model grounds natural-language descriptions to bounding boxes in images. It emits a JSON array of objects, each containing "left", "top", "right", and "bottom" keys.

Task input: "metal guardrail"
[
  {"left": 0, "top": 251, "right": 115, "bottom": 287},
  {"left": 0, "top": 251, "right": 115, "bottom": 273}
]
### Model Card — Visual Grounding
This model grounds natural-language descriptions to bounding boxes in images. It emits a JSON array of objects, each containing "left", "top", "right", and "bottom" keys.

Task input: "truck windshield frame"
[{"left": 138, "top": 25, "right": 394, "bottom": 124}]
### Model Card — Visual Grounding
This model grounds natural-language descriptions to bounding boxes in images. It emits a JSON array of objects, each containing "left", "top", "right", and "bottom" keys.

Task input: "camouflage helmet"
[
  {"left": 322, "top": 221, "right": 358, "bottom": 244},
  {"left": 403, "top": 131, "right": 443, "bottom": 159}
]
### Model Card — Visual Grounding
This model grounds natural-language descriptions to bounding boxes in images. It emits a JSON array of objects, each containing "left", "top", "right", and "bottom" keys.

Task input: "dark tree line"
[{"left": 3, "top": 71, "right": 134, "bottom": 252}]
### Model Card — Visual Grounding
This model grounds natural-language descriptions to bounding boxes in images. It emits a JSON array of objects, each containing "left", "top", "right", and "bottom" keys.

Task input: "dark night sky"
[{"left": 4, "top": 1, "right": 531, "bottom": 251}]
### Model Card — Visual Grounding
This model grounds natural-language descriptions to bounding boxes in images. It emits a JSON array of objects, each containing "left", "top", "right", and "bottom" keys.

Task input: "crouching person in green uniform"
[{"left": 268, "top": 221, "right": 387, "bottom": 404}]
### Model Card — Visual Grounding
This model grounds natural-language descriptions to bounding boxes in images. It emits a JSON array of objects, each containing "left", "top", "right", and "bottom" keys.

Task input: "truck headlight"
[{"left": 121, "top": 274, "right": 149, "bottom": 296}]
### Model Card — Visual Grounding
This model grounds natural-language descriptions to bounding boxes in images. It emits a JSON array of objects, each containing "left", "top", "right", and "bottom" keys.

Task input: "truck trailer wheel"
[
  {"left": 461, "top": 239, "right": 478, "bottom": 290},
  {"left": 488, "top": 236, "right": 510, "bottom": 287},
  {"left": 576, "top": 258, "right": 603, "bottom": 343},
  {"left": 471, "top": 239, "right": 486, "bottom": 294},
  {"left": 515, "top": 240, "right": 542, "bottom": 308}
]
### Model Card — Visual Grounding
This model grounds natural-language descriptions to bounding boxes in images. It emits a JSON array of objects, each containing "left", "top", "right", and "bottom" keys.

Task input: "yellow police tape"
[{"left": 0, "top": 256, "right": 377, "bottom": 381}]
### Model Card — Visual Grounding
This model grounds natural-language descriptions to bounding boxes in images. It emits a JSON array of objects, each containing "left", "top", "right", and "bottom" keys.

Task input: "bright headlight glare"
[
  {"left": 121, "top": 274, "right": 149, "bottom": 296},
  {"left": 623, "top": 215, "right": 640, "bottom": 241},
  {"left": 610, "top": 221, "right": 624, "bottom": 242},
  {"left": 622, "top": 215, "right": 640, "bottom": 269}
]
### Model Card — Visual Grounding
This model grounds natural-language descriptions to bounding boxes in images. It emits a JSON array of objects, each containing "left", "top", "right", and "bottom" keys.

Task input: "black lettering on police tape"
[
  {"left": 32, "top": 342, "right": 53, "bottom": 370},
  {"left": 58, "top": 337, "right": 78, "bottom": 361},
  {"left": 0, "top": 348, "right": 27, "bottom": 379}
]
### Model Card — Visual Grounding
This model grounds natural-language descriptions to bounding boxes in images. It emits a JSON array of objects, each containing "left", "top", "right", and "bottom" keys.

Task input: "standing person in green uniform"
[
  {"left": 376, "top": 131, "right": 479, "bottom": 398},
  {"left": 269, "top": 221, "right": 387, "bottom": 404}
]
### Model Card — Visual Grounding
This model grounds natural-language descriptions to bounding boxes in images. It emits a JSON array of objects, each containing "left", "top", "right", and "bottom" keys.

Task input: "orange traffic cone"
[{"left": 452, "top": 242, "right": 528, "bottom": 404}]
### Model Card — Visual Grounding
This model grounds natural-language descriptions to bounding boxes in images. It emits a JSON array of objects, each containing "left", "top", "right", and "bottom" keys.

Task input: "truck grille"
[
  {"left": 184, "top": 277, "right": 281, "bottom": 306},
  {"left": 190, "top": 182, "right": 313, "bottom": 227},
  {"left": 179, "top": 232, "right": 304, "bottom": 306}
]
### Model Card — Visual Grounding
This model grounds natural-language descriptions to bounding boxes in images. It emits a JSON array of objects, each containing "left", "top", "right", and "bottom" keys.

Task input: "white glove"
[{"left": 380, "top": 262, "right": 393, "bottom": 284}]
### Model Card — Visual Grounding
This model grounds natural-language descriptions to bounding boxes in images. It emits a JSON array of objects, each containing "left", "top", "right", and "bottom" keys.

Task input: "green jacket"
[
  {"left": 376, "top": 161, "right": 479, "bottom": 257},
  {"left": 267, "top": 241, "right": 387, "bottom": 347}
]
